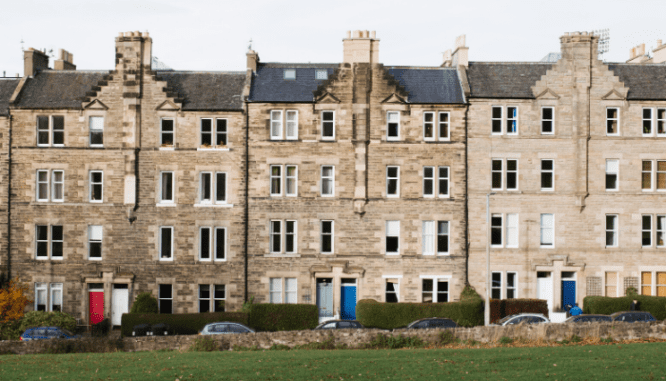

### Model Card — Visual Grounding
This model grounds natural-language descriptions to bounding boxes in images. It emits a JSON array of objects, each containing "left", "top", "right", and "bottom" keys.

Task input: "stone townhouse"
[
  {"left": 245, "top": 31, "right": 468, "bottom": 321},
  {"left": 466, "top": 32, "right": 666, "bottom": 318},
  {"left": 5, "top": 33, "right": 247, "bottom": 325}
]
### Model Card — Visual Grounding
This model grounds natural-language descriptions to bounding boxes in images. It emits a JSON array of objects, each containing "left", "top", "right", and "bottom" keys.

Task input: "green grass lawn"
[{"left": 2, "top": 342, "right": 666, "bottom": 380}]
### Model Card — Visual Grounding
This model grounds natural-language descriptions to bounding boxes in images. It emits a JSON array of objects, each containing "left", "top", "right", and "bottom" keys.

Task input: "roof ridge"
[
  {"left": 469, "top": 61, "right": 551, "bottom": 65},
  {"left": 156, "top": 70, "right": 246, "bottom": 74}
]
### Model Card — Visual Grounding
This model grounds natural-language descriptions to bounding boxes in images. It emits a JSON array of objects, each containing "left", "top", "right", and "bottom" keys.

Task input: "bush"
[
  {"left": 356, "top": 299, "right": 484, "bottom": 330},
  {"left": 583, "top": 295, "right": 666, "bottom": 320},
  {"left": 498, "top": 336, "right": 513, "bottom": 345},
  {"left": 129, "top": 292, "right": 158, "bottom": 314},
  {"left": 247, "top": 304, "right": 318, "bottom": 332},
  {"left": 91, "top": 318, "right": 110, "bottom": 337},
  {"left": 364, "top": 333, "right": 425, "bottom": 349},
  {"left": 460, "top": 285, "right": 483, "bottom": 302},
  {"left": 0, "top": 319, "right": 23, "bottom": 341},
  {"left": 189, "top": 336, "right": 221, "bottom": 352},
  {"left": 120, "top": 311, "right": 248, "bottom": 337},
  {"left": 438, "top": 330, "right": 459, "bottom": 345},
  {"left": 19, "top": 311, "right": 76, "bottom": 333}
]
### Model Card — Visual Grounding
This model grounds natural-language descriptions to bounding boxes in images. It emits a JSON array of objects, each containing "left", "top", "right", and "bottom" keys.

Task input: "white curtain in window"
[
  {"left": 269, "top": 278, "right": 282, "bottom": 303},
  {"left": 506, "top": 214, "right": 518, "bottom": 247},
  {"left": 89, "top": 225, "right": 103, "bottom": 241},
  {"left": 386, "top": 221, "right": 400, "bottom": 236},
  {"left": 606, "top": 159, "right": 618, "bottom": 173},
  {"left": 422, "top": 221, "right": 434, "bottom": 254},
  {"left": 285, "top": 278, "right": 297, "bottom": 304},
  {"left": 89, "top": 116, "right": 104, "bottom": 130},
  {"left": 541, "top": 214, "right": 554, "bottom": 245}
]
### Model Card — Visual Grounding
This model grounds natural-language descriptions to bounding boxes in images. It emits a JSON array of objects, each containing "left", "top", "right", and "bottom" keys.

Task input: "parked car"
[
  {"left": 401, "top": 318, "right": 458, "bottom": 330},
  {"left": 132, "top": 323, "right": 152, "bottom": 337},
  {"left": 20, "top": 326, "right": 78, "bottom": 341},
  {"left": 314, "top": 320, "right": 365, "bottom": 330},
  {"left": 492, "top": 313, "right": 550, "bottom": 326},
  {"left": 564, "top": 314, "right": 612, "bottom": 323},
  {"left": 199, "top": 322, "right": 255, "bottom": 335},
  {"left": 610, "top": 311, "right": 655, "bottom": 323},
  {"left": 150, "top": 323, "right": 172, "bottom": 336}
]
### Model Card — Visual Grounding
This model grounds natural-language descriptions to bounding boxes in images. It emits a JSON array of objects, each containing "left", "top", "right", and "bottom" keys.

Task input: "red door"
[{"left": 89, "top": 291, "right": 104, "bottom": 325}]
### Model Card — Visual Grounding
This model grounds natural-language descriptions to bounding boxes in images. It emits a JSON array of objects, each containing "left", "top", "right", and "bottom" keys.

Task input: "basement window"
[{"left": 283, "top": 69, "right": 296, "bottom": 80}]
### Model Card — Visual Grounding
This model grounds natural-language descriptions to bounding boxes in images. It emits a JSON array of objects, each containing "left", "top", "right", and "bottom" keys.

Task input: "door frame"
[{"left": 340, "top": 278, "right": 357, "bottom": 320}]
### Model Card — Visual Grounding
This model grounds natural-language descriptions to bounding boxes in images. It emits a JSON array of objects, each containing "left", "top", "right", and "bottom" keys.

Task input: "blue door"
[
  {"left": 317, "top": 279, "right": 333, "bottom": 320},
  {"left": 340, "top": 286, "right": 357, "bottom": 320},
  {"left": 562, "top": 280, "right": 576, "bottom": 311}
]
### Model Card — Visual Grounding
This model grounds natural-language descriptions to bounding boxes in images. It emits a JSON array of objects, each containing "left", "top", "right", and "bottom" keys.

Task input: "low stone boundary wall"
[{"left": 3, "top": 322, "right": 666, "bottom": 355}]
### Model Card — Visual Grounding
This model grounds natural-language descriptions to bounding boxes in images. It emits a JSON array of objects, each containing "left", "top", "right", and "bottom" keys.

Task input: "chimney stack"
[
  {"left": 115, "top": 31, "right": 152, "bottom": 73},
  {"left": 247, "top": 50, "right": 259, "bottom": 72},
  {"left": 54, "top": 49, "right": 76, "bottom": 70},
  {"left": 342, "top": 30, "right": 379, "bottom": 64},
  {"left": 451, "top": 35, "right": 468, "bottom": 67},
  {"left": 441, "top": 49, "right": 452, "bottom": 67},
  {"left": 23, "top": 48, "right": 50, "bottom": 77}
]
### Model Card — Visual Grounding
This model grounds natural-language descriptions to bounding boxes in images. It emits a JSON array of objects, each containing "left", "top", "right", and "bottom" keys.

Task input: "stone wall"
[{"left": 2, "top": 322, "right": 666, "bottom": 355}]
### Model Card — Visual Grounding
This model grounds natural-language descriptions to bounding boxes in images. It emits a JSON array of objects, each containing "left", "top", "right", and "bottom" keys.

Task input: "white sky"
[{"left": 0, "top": 0, "right": 664, "bottom": 76}]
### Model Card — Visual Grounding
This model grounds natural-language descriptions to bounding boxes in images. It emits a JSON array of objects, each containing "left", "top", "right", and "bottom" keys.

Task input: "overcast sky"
[{"left": 1, "top": 0, "right": 664, "bottom": 76}]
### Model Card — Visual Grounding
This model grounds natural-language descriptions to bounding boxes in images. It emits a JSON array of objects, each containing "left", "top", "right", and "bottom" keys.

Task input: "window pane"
[
  {"left": 216, "top": 119, "right": 227, "bottom": 145},
  {"left": 162, "top": 173, "right": 173, "bottom": 201},
  {"left": 161, "top": 228, "right": 172, "bottom": 258},
  {"left": 422, "top": 221, "right": 434, "bottom": 254},
  {"left": 53, "top": 116, "right": 65, "bottom": 144},
  {"left": 214, "top": 285, "right": 226, "bottom": 299},
  {"left": 201, "top": 119, "right": 212, "bottom": 146},
  {"left": 215, "top": 228, "right": 225, "bottom": 260},
  {"left": 200, "top": 228, "right": 210, "bottom": 259},
  {"left": 201, "top": 173, "right": 211, "bottom": 201},
  {"left": 216, "top": 173, "right": 226, "bottom": 202}
]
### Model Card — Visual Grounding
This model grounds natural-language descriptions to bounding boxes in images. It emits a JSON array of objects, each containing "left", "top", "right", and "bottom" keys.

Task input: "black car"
[
  {"left": 610, "top": 311, "right": 655, "bottom": 323},
  {"left": 314, "top": 320, "right": 365, "bottom": 330},
  {"left": 405, "top": 318, "right": 458, "bottom": 329},
  {"left": 564, "top": 314, "right": 612, "bottom": 323}
]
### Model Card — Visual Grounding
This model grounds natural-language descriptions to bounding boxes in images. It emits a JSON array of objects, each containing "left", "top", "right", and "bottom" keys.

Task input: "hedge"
[
  {"left": 583, "top": 295, "right": 666, "bottom": 320},
  {"left": 490, "top": 299, "right": 549, "bottom": 323},
  {"left": 120, "top": 312, "right": 248, "bottom": 337},
  {"left": 246, "top": 304, "right": 319, "bottom": 332},
  {"left": 356, "top": 300, "right": 484, "bottom": 329}
]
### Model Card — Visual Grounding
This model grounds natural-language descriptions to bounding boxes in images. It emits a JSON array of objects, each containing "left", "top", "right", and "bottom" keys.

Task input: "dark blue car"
[{"left": 20, "top": 326, "right": 78, "bottom": 341}]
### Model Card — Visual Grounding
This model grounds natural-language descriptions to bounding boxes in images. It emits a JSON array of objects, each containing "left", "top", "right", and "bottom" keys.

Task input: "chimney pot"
[
  {"left": 346, "top": 31, "right": 351, "bottom": 38},
  {"left": 353, "top": 30, "right": 361, "bottom": 38},
  {"left": 371, "top": 31, "right": 376, "bottom": 39},
  {"left": 135, "top": 31, "right": 140, "bottom": 37},
  {"left": 658, "top": 39, "right": 663, "bottom": 46},
  {"left": 144, "top": 31, "right": 150, "bottom": 38}
]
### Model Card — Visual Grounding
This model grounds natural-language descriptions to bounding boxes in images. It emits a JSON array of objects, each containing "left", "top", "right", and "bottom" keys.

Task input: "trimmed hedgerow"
[
  {"left": 489, "top": 299, "right": 549, "bottom": 323},
  {"left": 356, "top": 300, "right": 484, "bottom": 330},
  {"left": 120, "top": 312, "right": 248, "bottom": 337},
  {"left": 247, "top": 304, "right": 319, "bottom": 332},
  {"left": 583, "top": 295, "right": 666, "bottom": 320}
]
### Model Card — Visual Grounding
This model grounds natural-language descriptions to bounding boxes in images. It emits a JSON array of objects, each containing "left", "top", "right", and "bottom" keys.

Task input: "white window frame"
[
  {"left": 541, "top": 159, "right": 554, "bottom": 192},
  {"left": 491, "top": 106, "right": 503, "bottom": 135},
  {"left": 506, "top": 272, "right": 518, "bottom": 299},
  {"left": 438, "top": 112, "right": 450, "bottom": 141},
  {"left": 491, "top": 271, "right": 502, "bottom": 299},
  {"left": 159, "top": 171, "right": 174, "bottom": 204},
  {"left": 35, "top": 225, "right": 63, "bottom": 260},
  {"left": 386, "top": 166, "right": 400, "bottom": 198},
  {"left": 642, "top": 214, "right": 653, "bottom": 248},
  {"left": 422, "top": 221, "right": 435, "bottom": 255},
  {"left": 643, "top": 108, "right": 654, "bottom": 136},
  {"left": 37, "top": 170, "right": 64, "bottom": 202},
  {"left": 198, "top": 227, "right": 226, "bottom": 261},
  {"left": 283, "top": 69, "right": 296, "bottom": 80},
  {"left": 436, "top": 221, "right": 450, "bottom": 255},
  {"left": 423, "top": 166, "right": 435, "bottom": 197},
  {"left": 36, "top": 170, "right": 49, "bottom": 202},
  {"left": 213, "top": 284, "right": 226, "bottom": 312},
  {"left": 386, "top": 111, "right": 400, "bottom": 141},
  {"left": 200, "top": 172, "right": 213, "bottom": 204},
  {"left": 321, "top": 220, "right": 334, "bottom": 254},
  {"left": 285, "top": 165, "right": 298, "bottom": 197},
  {"left": 423, "top": 112, "right": 435, "bottom": 141},
  {"left": 491, "top": 159, "right": 503, "bottom": 190},
  {"left": 506, "top": 106, "right": 518, "bottom": 135},
  {"left": 270, "top": 110, "right": 283, "bottom": 140},
  {"left": 321, "top": 111, "right": 335, "bottom": 140},
  {"left": 506, "top": 159, "right": 518, "bottom": 191},
  {"left": 269, "top": 278, "right": 297, "bottom": 304},
  {"left": 34, "top": 283, "right": 47, "bottom": 311},
  {"left": 198, "top": 284, "right": 211, "bottom": 313},
  {"left": 214, "top": 227, "right": 226, "bottom": 261},
  {"left": 159, "top": 226, "right": 174, "bottom": 261},
  {"left": 285, "top": 220, "right": 297, "bottom": 254},
  {"left": 658, "top": 108, "right": 666, "bottom": 137},
  {"left": 490, "top": 213, "right": 503, "bottom": 248},
  {"left": 642, "top": 160, "right": 653, "bottom": 191},
  {"left": 419, "top": 276, "right": 450, "bottom": 303},
  {"left": 606, "top": 159, "right": 619, "bottom": 192},
  {"left": 541, "top": 107, "right": 554, "bottom": 135},
  {"left": 315, "top": 69, "right": 328, "bottom": 80},
  {"left": 270, "top": 165, "right": 282, "bottom": 196},
  {"left": 88, "top": 225, "right": 103, "bottom": 260},
  {"left": 605, "top": 214, "right": 618, "bottom": 248},
  {"left": 199, "top": 118, "right": 228, "bottom": 148},
  {"left": 385, "top": 220, "right": 400, "bottom": 255},
  {"left": 214, "top": 172, "right": 227, "bottom": 204},
  {"left": 89, "top": 170, "right": 103, "bottom": 203},
  {"left": 268, "top": 220, "right": 297, "bottom": 255},
  {"left": 269, "top": 278, "right": 282, "bottom": 303},
  {"left": 540, "top": 213, "right": 555, "bottom": 248},
  {"left": 606, "top": 107, "right": 620, "bottom": 136},
  {"left": 52, "top": 170, "right": 64, "bottom": 202},
  {"left": 50, "top": 283, "right": 63, "bottom": 312},
  {"left": 438, "top": 166, "right": 450, "bottom": 198},
  {"left": 506, "top": 213, "right": 519, "bottom": 248},
  {"left": 158, "top": 284, "right": 173, "bottom": 314},
  {"left": 89, "top": 116, "right": 104, "bottom": 147},
  {"left": 385, "top": 277, "right": 400, "bottom": 303},
  {"left": 320, "top": 165, "right": 335, "bottom": 197},
  {"left": 199, "top": 226, "right": 212, "bottom": 261},
  {"left": 491, "top": 159, "right": 518, "bottom": 191},
  {"left": 270, "top": 220, "right": 282, "bottom": 254},
  {"left": 160, "top": 118, "right": 175, "bottom": 147},
  {"left": 658, "top": 215, "right": 666, "bottom": 248},
  {"left": 37, "top": 115, "right": 65, "bottom": 147},
  {"left": 286, "top": 110, "right": 298, "bottom": 140}
]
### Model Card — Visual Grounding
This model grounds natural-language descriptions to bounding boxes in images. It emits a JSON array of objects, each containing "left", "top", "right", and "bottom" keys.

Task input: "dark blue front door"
[
  {"left": 562, "top": 280, "right": 576, "bottom": 310},
  {"left": 340, "top": 286, "right": 357, "bottom": 320}
]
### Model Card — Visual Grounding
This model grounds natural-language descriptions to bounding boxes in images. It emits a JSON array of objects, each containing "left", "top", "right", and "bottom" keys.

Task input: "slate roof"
[
  {"left": 154, "top": 71, "right": 246, "bottom": 110},
  {"left": 607, "top": 64, "right": 666, "bottom": 100},
  {"left": 0, "top": 79, "right": 20, "bottom": 116},
  {"left": 14, "top": 71, "right": 108, "bottom": 109},
  {"left": 386, "top": 68, "right": 465, "bottom": 104},
  {"left": 249, "top": 63, "right": 339, "bottom": 102},
  {"left": 467, "top": 62, "right": 553, "bottom": 99}
]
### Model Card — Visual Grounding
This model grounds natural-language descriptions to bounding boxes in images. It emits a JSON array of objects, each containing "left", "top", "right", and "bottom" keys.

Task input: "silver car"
[
  {"left": 199, "top": 322, "right": 255, "bottom": 335},
  {"left": 492, "top": 313, "right": 550, "bottom": 326}
]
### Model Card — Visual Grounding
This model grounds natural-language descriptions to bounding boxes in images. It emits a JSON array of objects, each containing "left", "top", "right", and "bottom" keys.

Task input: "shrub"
[
  {"left": 356, "top": 299, "right": 484, "bottom": 330},
  {"left": 129, "top": 292, "right": 158, "bottom": 314},
  {"left": 364, "top": 333, "right": 425, "bottom": 349},
  {"left": 247, "top": 304, "right": 318, "bottom": 332},
  {"left": 91, "top": 318, "right": 110, "bottom": 337},
  {"left": 626, "top": 286, "right": 638, "bottom": 296},
  {"left": 460, "top": 285, "right": 483, "bottom": 302},
  {"left": 583, "top": 295, "right": 666, "bottom": 320},
  {"left": 490, "top": 299, "right": 549, "bottom": 323},
  {"left": 19, "top": 311, "right": 76, "bottom": 333},
  {"left": 241, "top": 296, "right": 255, "bottom": 313},
  {"left": 498, "top": 336, "right": 513, "bottom": 345},
  {"left": 120, "top": 311, "right": 248, "bottom": 337},
  {"left": 189, "top": 336, "right": 220, "bottom": 352},
  {"left": 439, "top": 330, "right": 459, "bottom": 345},
  {"left": 0, "top": 278, "right": 32, "bottom": 323}
]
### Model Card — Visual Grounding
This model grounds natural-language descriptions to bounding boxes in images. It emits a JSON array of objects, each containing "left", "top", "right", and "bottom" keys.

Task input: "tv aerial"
[{"left": 592, "top": 29, "right": 610, "bottom": 60}]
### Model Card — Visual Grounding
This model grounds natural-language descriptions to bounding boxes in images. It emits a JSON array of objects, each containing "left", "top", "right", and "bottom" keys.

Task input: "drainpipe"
[
  {"left": 463, "top": 105, "right": 469, "bottom": 286},
  {"left": 6, "top": 114, "right": 12, "bottom": 280},
  {"left": 244, "top": 101, "right": 249, "bottom": 303}
]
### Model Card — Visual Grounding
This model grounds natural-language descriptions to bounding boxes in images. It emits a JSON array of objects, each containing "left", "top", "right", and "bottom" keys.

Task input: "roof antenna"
[
  {"left": 248, "top": 38, "right": 253, "bottom": 52},
  {"left": 20, "top": 38, "right": 24, "bottom": 52}
]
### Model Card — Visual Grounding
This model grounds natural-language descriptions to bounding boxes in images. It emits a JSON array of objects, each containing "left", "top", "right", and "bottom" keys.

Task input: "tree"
[
  {"left": 0, "top": 278, "right": 32, "bottom": 323},
  {"left": 130, "top": 292, "right": 158, "bottom": 314}
]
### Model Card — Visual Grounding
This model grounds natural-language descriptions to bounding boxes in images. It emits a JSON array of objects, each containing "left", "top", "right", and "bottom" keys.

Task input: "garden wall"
[{"left": 3, "top": 321, "right": 666, "bottom": 355}]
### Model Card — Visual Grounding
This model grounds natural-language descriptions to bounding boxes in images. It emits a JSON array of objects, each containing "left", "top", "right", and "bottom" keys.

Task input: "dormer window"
[
  {"left": 283, "top": 69, "right": 296, "bottom": 80},
  {"left": 315, "top": 70, "right": 328, "bottom": 80}
]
